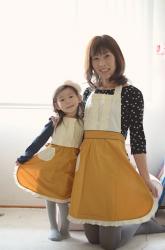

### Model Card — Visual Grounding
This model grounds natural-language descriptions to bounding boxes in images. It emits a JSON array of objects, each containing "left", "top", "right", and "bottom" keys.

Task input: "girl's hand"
[
  {"left": 145, "top": 179, "right": 159, "bottom": 198},
  {"left": 15, "top": 160, "right": 20, "bottom": 166}
]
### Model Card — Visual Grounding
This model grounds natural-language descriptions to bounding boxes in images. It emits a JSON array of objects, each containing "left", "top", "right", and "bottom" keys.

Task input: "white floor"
[{"left": 0, "top": 208, "right": 165, "bottom": 250}]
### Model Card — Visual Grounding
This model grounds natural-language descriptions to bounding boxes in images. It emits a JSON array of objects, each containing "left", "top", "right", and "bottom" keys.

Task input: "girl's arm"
[{"left": 17, "top": 119, "right": 54, "bottom": 164}]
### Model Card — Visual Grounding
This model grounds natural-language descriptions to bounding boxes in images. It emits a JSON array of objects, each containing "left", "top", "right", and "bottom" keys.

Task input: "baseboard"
[
  {"left": 0, "top": 205, "right": 46, "bottom": 208},
  {"left": 1, "top": 205, "right": 165, "bottom": 210}
]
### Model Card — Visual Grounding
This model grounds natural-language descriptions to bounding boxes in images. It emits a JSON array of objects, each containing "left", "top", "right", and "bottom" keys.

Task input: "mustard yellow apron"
[
  {"left": 69, "top": 86, "right": 159, "bottom": 226},
  {"left": 15, "top": 117, "right": 83, "bottom": 203}
]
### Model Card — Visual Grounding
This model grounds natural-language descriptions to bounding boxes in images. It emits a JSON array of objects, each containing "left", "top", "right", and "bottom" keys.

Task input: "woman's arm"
[
  {"left": 82, "top": 87, "right": 92, "bottom": 106},
  {"left": 134, "top": 153, "right": 158, "bottom": 197},
  {"left": 129, "top": 87, "right": 158, "bottom": 197}
]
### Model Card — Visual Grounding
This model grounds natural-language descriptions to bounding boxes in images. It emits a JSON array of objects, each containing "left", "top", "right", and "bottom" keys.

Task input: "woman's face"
[{"left": 91, "top": 49, "right": 116, "bottom": 83}]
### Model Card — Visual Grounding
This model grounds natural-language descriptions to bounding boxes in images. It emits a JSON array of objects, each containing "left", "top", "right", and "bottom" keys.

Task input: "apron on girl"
[
  {"left": 69, "top": 86, "right": 160, "bottom": 226},
  {"left": 15, "top": 117, "right": 83, "bottom": 203}
]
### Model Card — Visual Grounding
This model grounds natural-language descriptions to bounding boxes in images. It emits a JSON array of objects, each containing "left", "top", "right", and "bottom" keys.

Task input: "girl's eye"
[
  {"left": 69, "top": 96, "right": 73, "bottom": 98},
  {"left": 59, "top": 99, "right": 64, "bottom": 102}
]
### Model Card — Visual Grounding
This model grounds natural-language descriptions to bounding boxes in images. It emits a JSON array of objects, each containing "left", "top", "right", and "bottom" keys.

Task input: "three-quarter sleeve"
[
  {"left": 83, "top": 87, "right": 92, "bottom": 106},
  {"left": 129, "top": 89, "right": 146, "bottom": 154}
]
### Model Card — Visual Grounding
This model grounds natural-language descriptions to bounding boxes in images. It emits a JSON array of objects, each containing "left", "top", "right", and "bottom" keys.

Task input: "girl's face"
[
  {"left": 91, "top": 49, "right": 116, "bottom": 83},
  {"left": 56, "top": 87, "right": 81, "bottom": 117}
]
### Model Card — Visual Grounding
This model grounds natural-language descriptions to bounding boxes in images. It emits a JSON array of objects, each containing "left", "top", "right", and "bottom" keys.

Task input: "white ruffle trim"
[
  {"left": 14, "top": 165, "right": 70, "bottom": 203},
  {"left": 68, "top": 198, "right": 159, "bottom": 226}
]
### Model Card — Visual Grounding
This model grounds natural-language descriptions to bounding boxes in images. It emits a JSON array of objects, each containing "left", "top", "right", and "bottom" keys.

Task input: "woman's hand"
[
  {"left": 50, "top": 116, "right": 59, "bottom": 127},
  {"left": 133, "top": 154, "right": 159, "bottom": 198},
  {"left": 145, "top": 179, "right": 159, "bottom": 198}
]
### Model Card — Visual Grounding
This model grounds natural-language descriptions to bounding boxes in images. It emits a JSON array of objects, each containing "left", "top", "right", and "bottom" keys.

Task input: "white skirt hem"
[{"left": 68, "top": 198, "right": 158, "bottom": 226}]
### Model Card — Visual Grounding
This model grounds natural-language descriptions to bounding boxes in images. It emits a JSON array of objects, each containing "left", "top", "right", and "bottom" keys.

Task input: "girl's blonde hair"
[{"left": 52, "top": 81, "right": 84, "bottom": 127}]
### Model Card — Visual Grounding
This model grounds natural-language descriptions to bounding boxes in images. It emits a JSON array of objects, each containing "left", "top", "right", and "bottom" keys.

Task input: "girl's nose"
[{"left": 66, "top": 99, "right": 71, "bottom": 104}]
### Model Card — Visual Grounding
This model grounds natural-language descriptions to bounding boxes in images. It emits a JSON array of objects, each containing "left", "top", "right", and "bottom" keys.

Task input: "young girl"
[
  {"left": 68, "top": 35, "right": 165, "bottom": 250},
  {"left": 15, "top": 81, "right": 84, "bottom": 241}
]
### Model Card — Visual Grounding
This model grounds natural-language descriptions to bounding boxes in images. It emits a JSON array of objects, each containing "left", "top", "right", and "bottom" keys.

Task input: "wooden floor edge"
[{"left": 0, "top": 205, "right": 46, "bottom": 208}]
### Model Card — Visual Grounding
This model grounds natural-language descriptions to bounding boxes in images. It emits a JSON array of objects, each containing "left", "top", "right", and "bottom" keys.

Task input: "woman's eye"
[
  {"left": 105, "top": 54, "right": 110, "bottom": 58},
  {"left": 92, "top": 57, "right": 99, "bottom": 61},
  {"left": 69, "top": 95, "right": 73, "bottom": 98}
]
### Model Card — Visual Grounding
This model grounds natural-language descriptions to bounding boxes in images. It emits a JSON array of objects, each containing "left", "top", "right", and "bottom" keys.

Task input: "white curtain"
[{"left": 0, "top": 0, "right": 157, "bottom": 105}]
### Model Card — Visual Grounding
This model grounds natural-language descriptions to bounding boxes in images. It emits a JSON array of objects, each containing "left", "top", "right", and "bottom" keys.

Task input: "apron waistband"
[
  {"left": 45, "top": 143, "right": 79, "bottom": 149},
  {"left": 84, "top": 131, "right": 125, "bottom": 142}
]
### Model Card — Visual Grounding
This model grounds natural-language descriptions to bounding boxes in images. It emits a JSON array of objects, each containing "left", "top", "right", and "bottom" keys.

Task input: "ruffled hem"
[{"left": 68, "top": 198, "right": 159, "bottom": 226}]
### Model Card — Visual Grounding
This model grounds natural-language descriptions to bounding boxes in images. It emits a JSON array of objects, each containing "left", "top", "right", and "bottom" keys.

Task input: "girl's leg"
[
  {"left": 46, "top": 200, "right": 62, "bottom": 241},
  {"left": 99, "top": 224, "right": 140, "bottom": 250},
  {"left": 84, "top": 224, "right": 100, "bottom": 244},
  {"left": 58, "top": 203, "right": 70, "bottom": 238}
]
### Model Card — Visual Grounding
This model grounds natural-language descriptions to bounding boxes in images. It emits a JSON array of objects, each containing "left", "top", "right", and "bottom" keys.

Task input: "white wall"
[
  {"left": 0, "top": 0, "right": 165, "bottom": 205},
  {"left": 0, "top": 106, "right": 52, "bottom": 206},
  {"left": 144, "top": 0, "right": 165, "bottom": 174}
]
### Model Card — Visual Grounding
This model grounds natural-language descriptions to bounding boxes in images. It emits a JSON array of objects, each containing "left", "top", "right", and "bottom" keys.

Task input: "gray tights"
[
  {"left": 46, "top": 200, "right": 70, "bottom": 241},
  {"left": 84, "top": 218, "right": 165, "bottom": 250}
]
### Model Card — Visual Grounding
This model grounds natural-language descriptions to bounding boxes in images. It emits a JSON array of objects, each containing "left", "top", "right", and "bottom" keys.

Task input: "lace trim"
[{"left": 68, "top": 199, "right": 158, "bottom": 226}]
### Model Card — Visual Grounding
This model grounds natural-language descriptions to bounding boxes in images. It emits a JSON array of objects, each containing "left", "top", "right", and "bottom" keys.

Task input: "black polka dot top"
[{"left": 83, "top": 85, "right": 146, "bottom": 155}]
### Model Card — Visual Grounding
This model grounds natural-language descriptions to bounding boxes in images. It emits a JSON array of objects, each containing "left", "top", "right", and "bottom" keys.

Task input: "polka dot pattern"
[{"left": 83, "top": 85, "right": 146, "bottom": 155}]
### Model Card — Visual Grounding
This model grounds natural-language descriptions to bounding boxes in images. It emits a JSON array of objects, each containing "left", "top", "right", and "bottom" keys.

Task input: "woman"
[{"left": 68, "top": 35, "right": 165, "bottom": 249}]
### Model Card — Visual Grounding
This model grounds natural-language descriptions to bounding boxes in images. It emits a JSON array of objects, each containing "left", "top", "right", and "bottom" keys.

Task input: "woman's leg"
[
  {"left": 99, "top": 218, "right": 165, "bottom": 250},
  {"left": 58, "top": 203, "right": 70, "bottom": 238},
  {"left": 84, "top": 224, "right": 100, "bottom": 244},
  {"left": 46, "top": 200, "right": 62, "bottom": 241},
  {"left": 135, "top": 218, "right": 165, "bottom": 235},
  {"left": 99, "top": 224, "right": 140, "bottom": 250}
]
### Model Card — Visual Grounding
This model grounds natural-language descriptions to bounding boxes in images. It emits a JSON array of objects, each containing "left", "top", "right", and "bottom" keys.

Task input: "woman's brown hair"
[
  {"left": 85, "top": 35, "right": 128, "bottom": 88},
  {"left": 52, "top": 85, "right": 84, "bottom": 128}
]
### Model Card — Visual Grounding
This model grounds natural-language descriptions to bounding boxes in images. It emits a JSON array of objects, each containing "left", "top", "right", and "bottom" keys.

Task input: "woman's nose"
[{"left": 98, "top": 58, "right": 105, "bottom": 66}]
